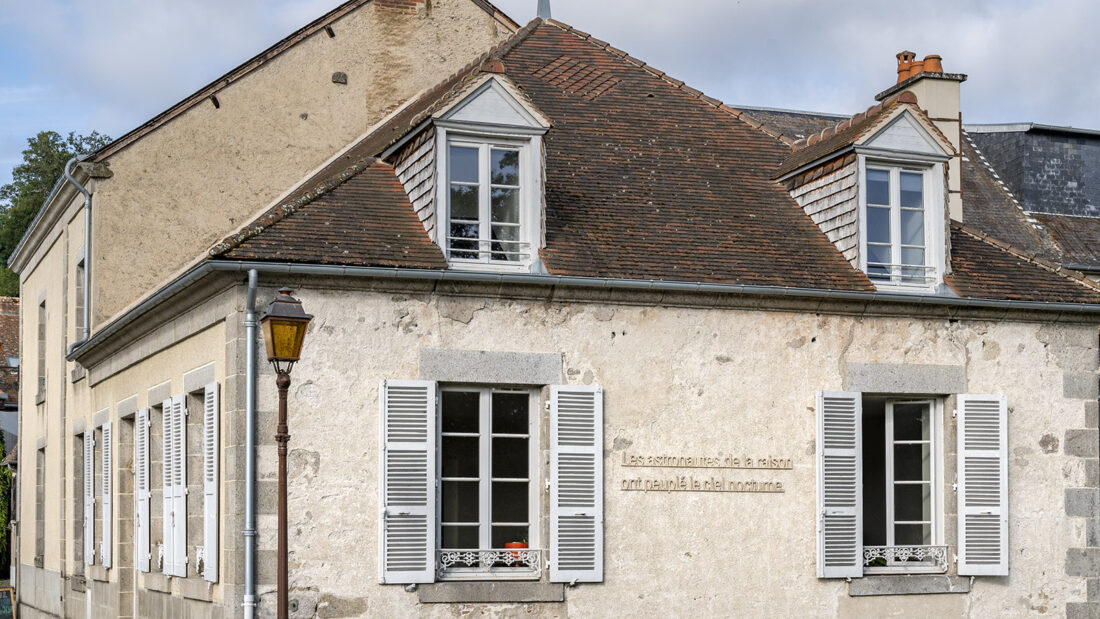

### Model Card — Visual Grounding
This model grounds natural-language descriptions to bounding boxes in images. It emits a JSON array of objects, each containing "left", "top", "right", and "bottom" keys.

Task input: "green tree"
[{"left": 0, "top": 131, "right": 112, "bottom": 296}]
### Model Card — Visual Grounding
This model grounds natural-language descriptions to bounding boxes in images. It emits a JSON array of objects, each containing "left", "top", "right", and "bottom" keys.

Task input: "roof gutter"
[
  {"left": 67, "top": 261, "right": 1100, "bottom": 362},
  {"left": 1066, "top": 264, "right": 1100, "bottom": 274}
]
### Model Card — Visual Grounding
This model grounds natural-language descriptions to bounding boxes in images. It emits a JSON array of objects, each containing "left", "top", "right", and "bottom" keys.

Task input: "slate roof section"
[
  {"left": 1030, "top": 213, "right": 1100, "bottom": 270},
  {"left": 221, "top": 159, "right": 446, "bottom": 269},
  {"left": 737, "top": 107, "right": 849, "bottom": 143},
  {"left": 946, "top": 224, "right": 1100, "bottom": 303}
]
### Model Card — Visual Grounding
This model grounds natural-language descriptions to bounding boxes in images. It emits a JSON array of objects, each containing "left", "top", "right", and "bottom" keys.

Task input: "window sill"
[
  {"left": 143, "top": 572, "right": 172, "bottom": 593},
  {"left": 446, "top": 260, "right": 535, "bottom": 274},
  {"left": 35, "top": 390, "right": 45, "bottom": 405},
  {"left": 848, "top": 575, "right": 971, "bottom": 597},
  {"left": 418, "top": 582, "right": 564, "bottom": 604},
  {"left": 70, "top": 575, "right": 86, "bottom": 593},
  {"left": 87, "top": 564, "right": 109, "bottom": 583},
  {"left": 179, "top": 577, "right": 213, "bottom": 602},
  {"left": 71, "top": 365, "right": 86, "bottom": 383}
]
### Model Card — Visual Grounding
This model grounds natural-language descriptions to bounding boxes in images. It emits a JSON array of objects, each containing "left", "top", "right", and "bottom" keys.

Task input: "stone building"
[{"left": 9, "top": 3, "right": 1100, "bottom": 619}]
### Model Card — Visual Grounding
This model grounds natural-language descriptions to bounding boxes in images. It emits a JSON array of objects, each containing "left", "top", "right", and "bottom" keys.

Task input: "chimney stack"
[
  {"left": 537, "top": 0, "right": 551, "bottom": 19},
  {"left": 879, "top": 51, "right": 967, "bottom": 221}
]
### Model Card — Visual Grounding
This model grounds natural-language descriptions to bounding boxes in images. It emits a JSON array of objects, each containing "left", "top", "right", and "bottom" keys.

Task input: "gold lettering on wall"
[{"left": 617, "top": 452, "right": 793, "bottom": 494}]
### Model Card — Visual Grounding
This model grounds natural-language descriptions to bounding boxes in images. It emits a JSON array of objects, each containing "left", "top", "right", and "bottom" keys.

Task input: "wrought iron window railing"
[
  {"left": 863, "top": 545, "right": 948, "bottom": 574},
  {"left": 437, "top": 548, "right": 542, "bottom": 581},
  {"left": 867, "top": 263, "right": 937, "bottom": 286},
  {"left": 446, "top": 238, "right": 532, "bottom": 264}
]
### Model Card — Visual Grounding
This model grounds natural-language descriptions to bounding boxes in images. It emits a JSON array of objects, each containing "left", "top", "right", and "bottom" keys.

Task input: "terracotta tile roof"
[
  {"left": 1, "top": 444, "right": 15, "bottom": 467},
  {"left": 218, "top": 159, "right": 446, "bottom": 269},
  {"left": 1029, "top": 213, "right": 1100, "bottom": 270},
  {"left": 947, "top": 223, "right": 1100, "bottom": 303}
]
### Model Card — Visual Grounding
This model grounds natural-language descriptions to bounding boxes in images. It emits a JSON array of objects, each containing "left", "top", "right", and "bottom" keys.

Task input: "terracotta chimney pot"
[
  {"left": 923, "top": 54, "right": 944, "bottom": 73},
  {"left": 909, "top": 60, "right": 925, "bottom": 77},
  {"left": 896, "top": 50, "right": 916, "bottom": 83}
]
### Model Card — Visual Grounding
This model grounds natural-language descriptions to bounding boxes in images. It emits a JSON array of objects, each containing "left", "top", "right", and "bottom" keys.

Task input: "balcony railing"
[
  {"left": 438, "top": 548, "right": 542, "bottom": 581},
  {"left": 446, "top": 238, "right": 532, "bottom": 264},
  {"left": 863, "top": 545, "right": 948, "bottom": 574}
]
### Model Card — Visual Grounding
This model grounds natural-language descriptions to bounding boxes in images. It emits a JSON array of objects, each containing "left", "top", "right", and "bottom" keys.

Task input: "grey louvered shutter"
[
  {"left": 202, "top": 382, "right": 219, "bottom": 582},
  {"left": 378, "top": 380, "right": 436, "bottom": 584},
  {"left": 816, "top": 391, "right": 863, "bottom": 578},
  {"left": 83, "top": 429, "right": 95, "bottom": 565},
  {"left": 161, "top": 398, "right": 174, "bottom": 573},
  {"left": 550, "top": 385, "right": 604, "bottom": 583},
  {"left": 101, "top": 422, "right": 113, "bottom": 568},
  {"left": 136, "top": 408, "right": 151, "bottom": 572},
  {"left": 172, "top": 394, "right": 189, "bottom": 576},
  {"left": 957, "top": 394, "right": 1008, "bottom": 576}
]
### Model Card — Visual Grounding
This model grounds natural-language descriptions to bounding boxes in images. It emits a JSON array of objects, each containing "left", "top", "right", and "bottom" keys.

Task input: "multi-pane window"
[
  {"left": 447, "top": 142, "right": 525, "bottom": 264},
  {"left": 37, "top": 301, "right": 46, "bottom": 393},
  {"left": 75, "top": 259, "right": 85, "bottom": 337},
  {"left": 439, "top": 387, "right": 535, "bottom": 575},
  {"left": 862, "top": 397, "right": 940, "bottom": 573},
  {"left": 865, "top": 166, "right": 929, "bottom": 285}
]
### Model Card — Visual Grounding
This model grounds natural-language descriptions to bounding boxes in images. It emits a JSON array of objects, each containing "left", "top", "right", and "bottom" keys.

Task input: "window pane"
[
  {"left": 492, "top": 438, "right": 528, "bottom": 479},
  {"left": 449, "top": 223, "right": 479, "bottom": 259},
  {"left": 901, "top": 210, "right": 924, "bottom": 247},
  {"left": 442, "top": 391, "right": 479, "bottom": 433},
  {"left": 867, "top": 169, "right": 890, "bottom": 205},
  {"left": 894, "top": 444, "right": 931, "bottom": 482},
  {"left": 900, "top": 172, "right": 923, "bottom": 208},
  {"left": 491, "top": 481, "right": 529, "bottom": 523},
  {"left": 441, "top": 525, "right": 479, "bottom": 549},
  {"left": 491, "top": 188, "right": 519, "bottom": 224},
  {"left": 901, "top": 247, "right": 925, "bottom": 267},
  {"left": 491, "top": 525, "right": 529, "bottom": 549},
  {"left": 441, "top": 437, "right": 478, "bottom": 477},
  {"left": 441, "top": 481, "right": 479, "bottom": 522},
  {"left": 491, "top": 149, "right": 519, "bottom": 186},
  {"left": 894, "top": 404, "right": 930, "bottom": 441},
  {"left": 894, "top": 524, "right": 932, "bottom": 546},
  {"left": 450, "top": 146, "right": 479, "bottom": 183},
  {"left": 450, "top": 184, "right": 479, "bottom": 220},
  {"left": 491, "top": 393, "right": 528, "bottom": 434},
  {"left": 490, "top": 226, "right": 520, "bottom": 262},
  {"left": 867, "top": 206, "right": 891, "bottom": 244},
  {"left": 894, "top": 483, "right": 932, "bottom": 521}
]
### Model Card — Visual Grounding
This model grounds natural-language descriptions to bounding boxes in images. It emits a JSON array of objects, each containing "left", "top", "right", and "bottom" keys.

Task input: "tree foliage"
[{"left": 0, "top": 131, "right": 112, "bottom": 296}]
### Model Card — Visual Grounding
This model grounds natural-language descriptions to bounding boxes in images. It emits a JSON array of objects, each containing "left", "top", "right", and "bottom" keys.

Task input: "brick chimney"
[{"left": 877, "top": 52, "right": 967, "bottom": 221}]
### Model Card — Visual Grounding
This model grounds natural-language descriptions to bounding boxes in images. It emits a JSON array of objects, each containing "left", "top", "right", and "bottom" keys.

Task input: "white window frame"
[
  {"left": 856, "top": 154, "right": 946, "bottom": 293},
  {"left": 865, "top": 397, "right": 945, "bottom": 575},
  {"left": 436, "top": 385, "right": 541, "bottom": 581},
  {"left": 434, "top": 125, "right": 543, "bottom": 273}
]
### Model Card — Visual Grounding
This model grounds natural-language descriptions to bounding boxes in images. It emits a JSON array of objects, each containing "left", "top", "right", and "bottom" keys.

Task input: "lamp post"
[{"left": 259, "top": 288, "right": 312, "bottom": 619}]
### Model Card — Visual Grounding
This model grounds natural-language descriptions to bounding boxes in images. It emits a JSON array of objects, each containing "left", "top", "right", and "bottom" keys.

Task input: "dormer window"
[
  {"left": 864, "top": 165, "right": 931, "bottom": 285},
  {"left": 447, "top": 140, "right": 527, "bottom": 264}
]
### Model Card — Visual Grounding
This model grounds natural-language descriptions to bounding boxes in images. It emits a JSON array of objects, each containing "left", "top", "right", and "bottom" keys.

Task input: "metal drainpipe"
[
  {"left": 61, "top": 155, "right": 92, "bottom": 344},
  {"left": 243, "top": 269, "right": 259, "bottom": 618}
]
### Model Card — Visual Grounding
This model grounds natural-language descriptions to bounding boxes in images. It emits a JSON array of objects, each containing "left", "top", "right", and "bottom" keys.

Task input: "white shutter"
[
  {"left": 101, "top": 422, "right": 113, "bottom": 568},
  {"left": 161, "top": 398, "right": 174, "bottom": 574},
  {"left": 202, "top": 382, "right": 219, "bottom": 582},
  {"left": 378, "top": 380, "right": 436, "bottom": 584},
  {"left": 172, "top": 394, "right": 189, "bottom": 576},
  {"left": 957, "top": 394, "right": 1008, "bottom": 576},
  {"left": 550, "top": 385, "right": 604, "bottom": 583},
  {"left": 816, "top": 391, "right": 863, "bottom": 578},
  {"left": 135, "top": 408, "right": 151, "bottom": 572},
  {"left": 83, "top": 429, "right": 94, "bottom": 565}
]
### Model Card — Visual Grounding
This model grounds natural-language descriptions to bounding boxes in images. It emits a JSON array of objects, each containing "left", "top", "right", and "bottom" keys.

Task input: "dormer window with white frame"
[
  {"left": 855, "top": 111, "right": 951, "bottom": 293},
  {"left": 430, "top": 75, "right": 550, "bottom": 272}
]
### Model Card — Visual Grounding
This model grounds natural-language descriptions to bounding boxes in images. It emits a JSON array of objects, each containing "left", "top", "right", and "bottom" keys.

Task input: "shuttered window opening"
[
  {"left": 957, "top": 395, "right": 1008, "bottom": 576},
  {"left": 201, "top": 382, "right": 220, "bottom": 582},
  {"left": 550, "top": 385, "right": 603, "bottom": 583},
  {"left": 101, "top": 422, "right": 113, "bottom": 568},
  {"left": 135, "top": 408, "right": 151, "bottom": 572},
  {"left": 83, "top": 429, "right": 95, "bottom": 565}
]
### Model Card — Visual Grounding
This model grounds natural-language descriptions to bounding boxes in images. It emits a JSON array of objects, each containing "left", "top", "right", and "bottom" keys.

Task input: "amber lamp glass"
[{"left": 260, "top": 287, "right": 313, "bottom": 374}]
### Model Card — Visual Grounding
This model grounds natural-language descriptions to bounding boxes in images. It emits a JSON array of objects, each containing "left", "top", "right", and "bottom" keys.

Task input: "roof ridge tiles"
[
  {"left": 209, "top": 157, "right": 383, "bottom": 257},
  {"left": 543, "top": 19, "right": 795, "bottom": 146},
  {"left": 952, "top": 222, "right": 1100, "bottom": 293}
]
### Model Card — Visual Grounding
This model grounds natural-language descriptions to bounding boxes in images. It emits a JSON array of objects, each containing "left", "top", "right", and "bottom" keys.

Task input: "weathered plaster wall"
[
  {"left": 249, "top": 286, "right": 1099, "bottom": 618},
  {"left": 91, "top": 0, "right": 512, "bottom": 327}
]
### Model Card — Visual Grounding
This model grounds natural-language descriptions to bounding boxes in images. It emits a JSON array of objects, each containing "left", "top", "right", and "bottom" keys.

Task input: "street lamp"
[{"left": 259, "top": 288, "right": 312, "bottom": 619}]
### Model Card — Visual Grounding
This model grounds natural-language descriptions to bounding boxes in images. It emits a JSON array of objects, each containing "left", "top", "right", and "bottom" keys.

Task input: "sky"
[{"left": 1, "top": 0, "right": 1098, "bottom": 188}]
